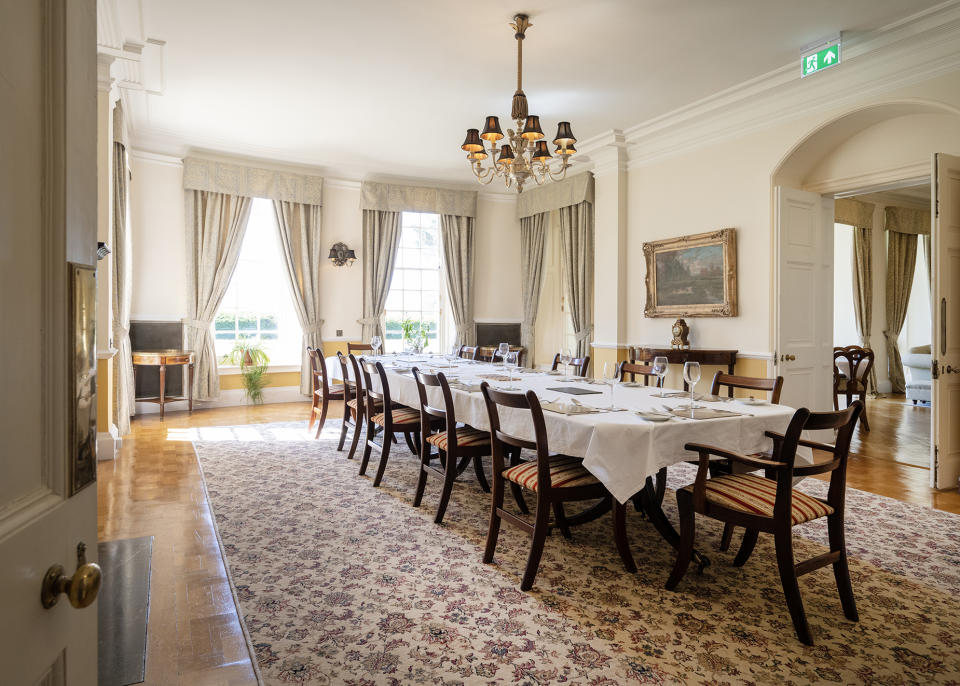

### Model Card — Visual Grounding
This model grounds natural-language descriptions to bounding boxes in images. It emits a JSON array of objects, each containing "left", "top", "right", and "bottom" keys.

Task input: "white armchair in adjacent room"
[{"left": 903, "top": 344, "right": 932, "bottom": 404}]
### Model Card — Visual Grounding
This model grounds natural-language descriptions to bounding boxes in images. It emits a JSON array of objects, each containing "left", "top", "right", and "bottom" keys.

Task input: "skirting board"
[
  {"left": 97, "top": 425, "right": 121, "bottom": 462},
  {"left": 134, "top": 385, "right": 307, "bottom": 415}
]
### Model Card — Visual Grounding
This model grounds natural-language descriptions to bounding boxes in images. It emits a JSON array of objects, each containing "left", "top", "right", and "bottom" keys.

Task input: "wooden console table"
[
  {"left": 132, "top": 350, "right": 194, "bottom": 418},
  {"left": 631, "top": 346, "right": 738, "bottom": 395}
]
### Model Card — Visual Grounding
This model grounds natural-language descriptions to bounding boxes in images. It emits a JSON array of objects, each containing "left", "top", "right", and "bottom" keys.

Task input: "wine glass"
[
  {"left": 652, "top": 356, "right": 668, "bottom": 397},
  {"left": 683, "top": 361, "right": 701, "bottom": 415},
  {"left": 370, "top": 335, "right": 382, "bottom": 357},
  {"left": 497, "top": 342, "right": 509, "bottom": 365},
  {"left": 602, "top": 361, "right": 621, "bottom": 410},
  {"left": 450, "top": 343, "right": 460, "bottom": 362},
  {"left": 505, "top": 351, "right": 520, "bottom": 388},
  {"left": 560, "top": 349, "right": 572, "bottom": 378}
]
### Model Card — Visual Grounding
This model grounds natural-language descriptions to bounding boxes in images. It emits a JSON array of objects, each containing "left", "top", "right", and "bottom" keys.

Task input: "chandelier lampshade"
[
  {"left": 461, "top": 129, "right": 484, "bottom": 152},
  {"left": 460, "top": 14, "right": 576, "bottom": 193},
  {"left": 481, "top": 116, "right": 504, "bottom": 142}
]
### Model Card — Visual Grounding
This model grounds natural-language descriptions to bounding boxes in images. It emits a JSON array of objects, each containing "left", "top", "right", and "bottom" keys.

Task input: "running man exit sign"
[{"left": 801, "top": 37, "right": 841, "bottom": 78}]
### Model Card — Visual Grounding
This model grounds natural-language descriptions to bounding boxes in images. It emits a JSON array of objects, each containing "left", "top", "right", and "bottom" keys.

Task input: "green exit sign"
[{"left": 801, "top": 38, "right": 841, "bottom": 78}]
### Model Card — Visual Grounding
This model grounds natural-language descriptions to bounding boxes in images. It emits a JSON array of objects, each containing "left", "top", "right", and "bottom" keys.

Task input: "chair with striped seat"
[
  {"left": 336, "top": 352, "right": 381, "bottom": 459},
  {"left": 666, "top": 401, "right": 863, "bottom": 645},
  {"left": 307, "top": 347, "right": 343, "bottom": 439},
  {"left": 411, "top": 369, "right": 493, "bottom": 524},
  {"left": 358, "top": 360, "right": 435, "bottom": 488},
  {"left": 480, "top": 382, "right": 636, "bottom": 591}
]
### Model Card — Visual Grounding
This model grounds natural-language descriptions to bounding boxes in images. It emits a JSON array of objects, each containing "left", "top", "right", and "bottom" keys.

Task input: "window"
[
  {"left": 833, "top": 224, "right": 860, "bottom": 347},
  {"left": 214, "top": 198, "right": 302, "bottom": 366},
  {"left": 383, "top": 212, "right": 448, "bottom": 353}
]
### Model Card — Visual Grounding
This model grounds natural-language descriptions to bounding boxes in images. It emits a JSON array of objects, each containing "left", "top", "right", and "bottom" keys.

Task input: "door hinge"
[{"left": 932, "top": 359, "right": 940, "bottom": 379}]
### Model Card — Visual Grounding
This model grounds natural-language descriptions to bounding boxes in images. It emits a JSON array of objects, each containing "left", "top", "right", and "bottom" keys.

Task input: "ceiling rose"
[{"left": 461, "top": 14, "right": 576, "bottom": 194}]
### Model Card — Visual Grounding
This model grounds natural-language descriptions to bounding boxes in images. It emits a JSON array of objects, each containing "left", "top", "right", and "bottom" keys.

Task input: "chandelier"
[{"left": 461, "top": 14, "right": 576, "bottom": 194}]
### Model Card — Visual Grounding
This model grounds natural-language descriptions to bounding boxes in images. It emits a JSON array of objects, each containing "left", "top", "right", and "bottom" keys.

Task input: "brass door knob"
[
  {"left": 41, "top": 542, "right": 102, "bottom": 609},
  {"left": 947, "top": 365, "right": 960, "bottom": 374},
  {"left": 782, "top": 354, "right": 797, "bottom": 362}
]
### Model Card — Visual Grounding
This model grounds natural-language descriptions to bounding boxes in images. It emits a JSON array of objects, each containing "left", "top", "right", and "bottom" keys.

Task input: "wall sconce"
[{"left": 328, "top": 242, "right": 357, "bottom": 267}]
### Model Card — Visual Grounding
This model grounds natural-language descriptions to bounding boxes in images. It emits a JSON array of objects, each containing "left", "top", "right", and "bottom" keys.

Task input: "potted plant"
[
  {"left": 400, "top": 318, "right": 429, "bottom": 353},
  {"left": 220, "top": 336, "right": 270, "bottom": 404}
]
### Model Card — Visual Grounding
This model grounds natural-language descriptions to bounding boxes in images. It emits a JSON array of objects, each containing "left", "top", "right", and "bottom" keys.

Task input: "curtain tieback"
[
  {"left": 183, "top": 318, "right": 212, "bottom": 330},
  {"left": 302, "top": 321, "right": 324, "bottom": 336},
  {"left": 574, "top": 326, "right": 593, "bottom": 343},
  {"left": 881, "top": 330, "right": 898, "bottom": 341},
  {"left": 357, "top": 316, "right": 380, "bottom": 326},
  {"left": 112, "top": 323, "right": 129, "bottom": 339}
]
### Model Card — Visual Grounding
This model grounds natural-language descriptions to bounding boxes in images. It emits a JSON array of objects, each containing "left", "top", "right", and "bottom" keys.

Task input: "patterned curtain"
[
  {"left": 274, "top": 200, "right": 323, "bottom": 395},
  {"left": 520, "top": 212, "right": 548, "bottom": 362},
  {"left": 184, "top": 190, "right": 252, "bottom": 400},
  {"left": 883, "top": 230, "right": 918, "bottom": 393},
  {"left": 558, "top": 201, "right": 595, "bottom": 358},
  {"left": 358, "top": 209, "right": 402, "bottom": 341},
  {"left": 851, "top": 226, "right": 877, "bottom": 392},
  {"left": 439, "top": 214, "right": 476, "bottom": 347}
]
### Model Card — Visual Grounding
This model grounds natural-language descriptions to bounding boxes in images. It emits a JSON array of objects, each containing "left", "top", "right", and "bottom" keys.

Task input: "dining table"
[{"left": 345, "top": 353, "right": 805, "bottom": 571}]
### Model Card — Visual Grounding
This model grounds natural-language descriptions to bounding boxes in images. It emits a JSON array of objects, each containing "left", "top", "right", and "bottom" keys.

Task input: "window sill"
[{"left": 218, "top": 364, "right": 302, "bottom": 375}]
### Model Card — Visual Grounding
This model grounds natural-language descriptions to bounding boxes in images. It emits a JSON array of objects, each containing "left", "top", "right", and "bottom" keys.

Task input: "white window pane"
[
  {"left": 385, "top": 290, "right": 402, "bottom": 310},
  {"left": 404, "top": 270, "right": 421, "bottom": 290},
  {"left": 421, "top": 270, "right": 439, "bottom": 291},
  {"left": 421, "top": 251, "right": 440, "bottom": 270},
  {"left": 422, "top": 290, "right": 439, "bottom": 311},
  {"left": 401, "top": 248, "right": 419, "bottom": 269},
  {"left": 403, "top": 290, "right": 421, "bottom": 311}
]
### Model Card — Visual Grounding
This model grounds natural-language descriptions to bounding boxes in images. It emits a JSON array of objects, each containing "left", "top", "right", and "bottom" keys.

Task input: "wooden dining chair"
[
  {"left": 412, "top": 369, "right": 493, "bottom": 524},
  {"left": 666, "top": 401, "right": 863, "bottom": 645},
  {"left": 704, "top": 372, "right": 786, "bottom": 551},
  {"left": 348, "top": 342, "right": 374, "bottom": 355},
  {"left": 307, "top": 346, "right": 343, "bottom": 438},
  {"left": 618, "top": 361, "right": 659, "bottom": 386},
  {"left": 335, "top": 352, "right": 379, "bottom": 459},
  {"left": 479, "top": 382, "right": 636, "bottom": 591},
  {"left": 551, "top": 353, "right": 591, "bottom": 377},
  {"left": 458, "top": 345, "right": 479, "bottom": 360},
  {"left": 833, "top": 345, "right": 874, "bottom": 430},
  {"left": 358, "top": 360, "right": 435, "bottom": 487}
]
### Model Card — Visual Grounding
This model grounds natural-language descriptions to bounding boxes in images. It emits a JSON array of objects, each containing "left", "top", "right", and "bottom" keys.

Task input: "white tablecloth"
[{"left": 360, "top": 355, "right": 800, "bottom": 504}]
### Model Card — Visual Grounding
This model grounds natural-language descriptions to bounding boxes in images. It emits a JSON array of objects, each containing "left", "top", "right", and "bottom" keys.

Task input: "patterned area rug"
[{"left": 191, "top": 421, "right": 960, "bottom": 685}]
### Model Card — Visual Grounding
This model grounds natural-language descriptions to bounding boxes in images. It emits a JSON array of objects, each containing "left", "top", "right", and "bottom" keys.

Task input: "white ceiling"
[{"left": 115, "top": 0, "right": 944, "bottom": 183}]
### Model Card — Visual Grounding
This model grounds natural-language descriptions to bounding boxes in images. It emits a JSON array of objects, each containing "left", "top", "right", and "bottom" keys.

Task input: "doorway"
[{"left": 831, "top": 182, "right": 933, "bottom": 470}]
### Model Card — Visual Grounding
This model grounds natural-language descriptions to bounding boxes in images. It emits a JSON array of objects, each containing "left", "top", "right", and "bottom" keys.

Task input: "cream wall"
[
  {"left": 474, "top": 195, "right": 522, "bottom": 322},
  {"left": 319, "top": 182, "right": 364, "bottom": 340},
  {"left": 129, "top": 153, "right": 188, "bottom": 321},
  {"left": 623, "top": 70, "right": 960, "bottom": 362}
]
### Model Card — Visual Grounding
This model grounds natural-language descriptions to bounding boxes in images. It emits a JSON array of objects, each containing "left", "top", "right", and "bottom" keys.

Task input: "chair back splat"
[
  {"left": 619, "top": 361, "right": 658, "bottom": 386},
  {"left": 711, "top": 372, "right": 784, "bottom": 402}
]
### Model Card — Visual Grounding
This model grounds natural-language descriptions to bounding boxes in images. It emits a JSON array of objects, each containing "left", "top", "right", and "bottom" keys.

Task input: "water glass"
[
  {"left": 683, "top": 361, "right": 701, "bottom": 413},
  {"left": 497, "top": 342, "right": 509, "bottom": 364},
  {"left": 371, "top": 335, "right": 382, "bottom": 357},
  {"left": 560, "top": 349, "right": 572, "bottom": 377},
  {"left": 652, "top": 356, "right": 668, "bottom": 397},
  {"left": 602, "top": 361, "right": 621, "bottom": 410},
  {"left": 505, "top": 351, "right": 520, "bottom": 387}
]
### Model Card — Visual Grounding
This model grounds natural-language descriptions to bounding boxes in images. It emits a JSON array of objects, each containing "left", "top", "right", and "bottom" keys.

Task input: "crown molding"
[
  {"left": 587, "top": 131, "right": 628, "bottom": 177},
  {"left": 804, "top": 161, "right": 929, "bottom": 195},
  {"left": 324, "top": 178, "right": 361, "bottom": 191},
  {"left": 478, "top": 191, "right": 516, "bottom": 204},
  {"left": 129, "top": 149, "right": 183, "bottom": 167},
  {"left": 624, "top": 1, "right": 960, "bottom": 169}
]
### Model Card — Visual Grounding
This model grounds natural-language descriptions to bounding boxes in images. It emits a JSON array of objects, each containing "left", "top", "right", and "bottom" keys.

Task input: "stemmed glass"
[
  {"left": 683, "top": 361, "right": 701, "bottom": 416},
  {"left": 560, "top": 349, "right": 572, "bottom": 378},
  {"left": 652, "top": 356, "right": 668, "bottom": 397},
  {"left": 450, "top": 343, "right": 460, "bottom": 362},
  {"left": 505, "top": 351, "right": 520, "bottom": 389},
  {"left": 497, "top": 342, "right": 509, "bottom": 365},
  {"left": 370, "top": 335, "right": 382, "bottom": 357},
  {"left": 602, "top": 361, "right": 622, "bottom": 410}
]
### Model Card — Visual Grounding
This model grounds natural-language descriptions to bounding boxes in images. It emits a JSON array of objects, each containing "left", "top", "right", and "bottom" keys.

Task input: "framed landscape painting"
[{"left": 643, "top": 228, "right": 738, "bottom": 317}]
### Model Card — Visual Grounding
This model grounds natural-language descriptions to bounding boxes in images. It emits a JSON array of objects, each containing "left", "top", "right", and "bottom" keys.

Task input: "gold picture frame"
[
  {"left": 70, "top": 262, "right": 98, "bottom": 495},
  {"left": 643, "top": 228, "right": 738, "bottom": 318}
]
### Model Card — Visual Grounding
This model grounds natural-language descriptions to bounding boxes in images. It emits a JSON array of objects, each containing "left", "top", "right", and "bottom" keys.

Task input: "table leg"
[
  {"left": 188, "top": 363, "right": 194, "bottom": 413},
  {"left": 159, "top": 363, "right": 166, "bottom": 419},
  {"left": 637, "top": 469, "right": 710, "bottom": 573}
]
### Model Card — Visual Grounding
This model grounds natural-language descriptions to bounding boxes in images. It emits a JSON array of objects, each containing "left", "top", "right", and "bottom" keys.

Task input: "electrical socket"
[{"left": 336, "top": 329, "right": 343, "bottom": 337}]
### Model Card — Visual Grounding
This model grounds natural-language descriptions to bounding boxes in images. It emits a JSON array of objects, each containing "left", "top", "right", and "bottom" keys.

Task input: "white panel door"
[
  {"left": 0, "top": 0, "right": 99, "bottom": 684},
  {"left": 774, "top": 186, "right": 835, "bottom": 413},
  {"left": 933, "top": 153, "right": 960, "bottom": 489}
]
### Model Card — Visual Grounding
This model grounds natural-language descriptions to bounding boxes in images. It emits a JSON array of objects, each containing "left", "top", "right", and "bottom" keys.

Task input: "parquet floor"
[{"left": 97, "top": 396, "right": 957, "bottom": 684}]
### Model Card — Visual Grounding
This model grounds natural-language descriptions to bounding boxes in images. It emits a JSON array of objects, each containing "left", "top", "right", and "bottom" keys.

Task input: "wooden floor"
[
  {"left": 97, "top": 397, "right": 956, "bottom": 684},
  {"left": 847, "top": 393, "right": 931, "bottom": 469}
]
